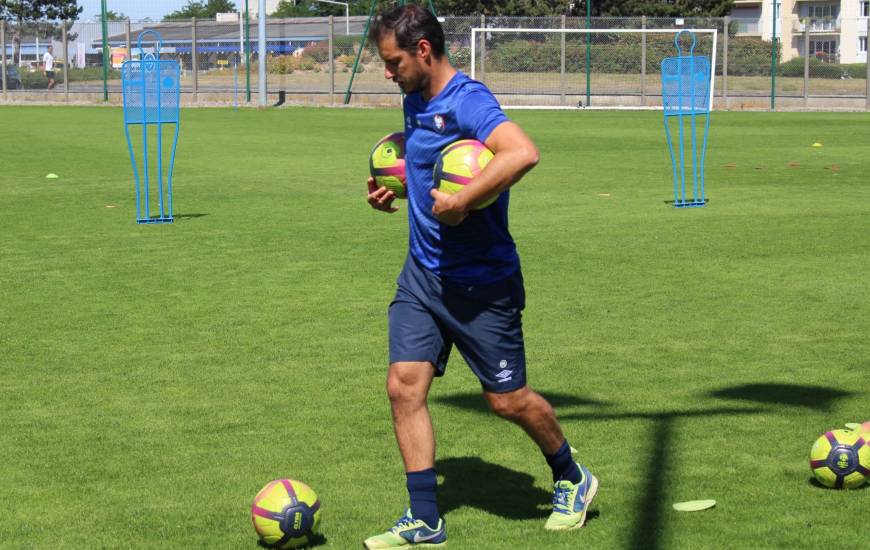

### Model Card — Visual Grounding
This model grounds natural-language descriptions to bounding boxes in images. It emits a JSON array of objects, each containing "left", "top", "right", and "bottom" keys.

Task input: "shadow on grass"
[
  {"left": 708, "top": 383, "right": 854, "bottom": 411},
  {"left": 436, "top": 456, "right": 553, "bottom": 520},
  {"left": 807, "top": 477, "right": 869, "bottom": 490},
  {"left": 434, "top": 391, "right": 610, "bottom": 415},
  {"left": 173, "top": 213, "right": 208, "bottom": 221},
  {"left": 561, "top": 406, "right": 766, "bottom": 550},
  {"left": 257, "top": 532, "right": 327, "bottom": 549},
  {"left": 435, "top": 383, "right": 856, "bottom": 549}
]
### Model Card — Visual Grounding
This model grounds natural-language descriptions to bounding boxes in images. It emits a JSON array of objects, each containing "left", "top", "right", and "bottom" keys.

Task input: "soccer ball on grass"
[
  {"left": 251, "top": 479, "right": 322, "bottom": 548},
  {"left": 809, "top": 429, "right": 870, "bottom": 489}
]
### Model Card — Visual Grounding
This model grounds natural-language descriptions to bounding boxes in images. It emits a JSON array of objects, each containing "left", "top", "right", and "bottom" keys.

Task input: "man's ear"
[{"left": 417, "top": 39, "right": 432, "bottom": 61}]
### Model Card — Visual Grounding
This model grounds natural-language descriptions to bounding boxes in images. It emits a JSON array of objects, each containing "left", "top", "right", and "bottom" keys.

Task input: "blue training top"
[{"left": 403, "top": 71, "right": 519, "bottom": 285}]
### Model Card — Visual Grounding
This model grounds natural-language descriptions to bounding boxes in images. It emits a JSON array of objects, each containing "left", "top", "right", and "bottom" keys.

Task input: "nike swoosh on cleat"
[{"left": 412, "top": 531, "right": 443, "bottom": 542}]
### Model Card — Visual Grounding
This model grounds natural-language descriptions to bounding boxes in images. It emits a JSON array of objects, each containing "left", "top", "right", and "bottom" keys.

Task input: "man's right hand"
[{"left": 367, "top": 177, "right": 399, "bottom": 213}]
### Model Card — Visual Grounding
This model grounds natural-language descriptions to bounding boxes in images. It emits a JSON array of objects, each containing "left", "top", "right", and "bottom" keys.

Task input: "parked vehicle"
[{"left": 4, "top": 65, "right": 22, "bottom": 89}]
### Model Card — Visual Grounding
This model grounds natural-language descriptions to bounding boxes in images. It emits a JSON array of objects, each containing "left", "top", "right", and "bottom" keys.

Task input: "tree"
[
  {"left": 568, "top": 0, "right": 735, "bottom": 17},
  {"left": 92, "top": 10, "right": 127, "bottom": 22},
  {"left": 271, "top": 0, "right": 314, "bottom": 17},
  {"left": 271, "top": 1, "right": 375, "bottom": 18},
  {"left": 265, "top": 0, "right": 737, "bottom": 19},
  {"left": 163, "top": 0, "right": 239, "bottom": 21},
  {"left": 433, "top": 0, "right": 734, "bottom": 17},
  {"left": 0, "top": 0, "right": 82, "bottom": 65},
  {"left": 435, "top": 1, "right": 568, "bottom": 16}
]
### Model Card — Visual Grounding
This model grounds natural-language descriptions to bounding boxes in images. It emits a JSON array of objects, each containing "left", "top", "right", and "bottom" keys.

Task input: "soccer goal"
[{"left": 470, "top": 27, "right": 718, "bottom": 110}]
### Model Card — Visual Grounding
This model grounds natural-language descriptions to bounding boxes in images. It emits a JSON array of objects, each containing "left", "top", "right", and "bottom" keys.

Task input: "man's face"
[{"left": 377, "top": 32, "right": 425, "bottom": 94}]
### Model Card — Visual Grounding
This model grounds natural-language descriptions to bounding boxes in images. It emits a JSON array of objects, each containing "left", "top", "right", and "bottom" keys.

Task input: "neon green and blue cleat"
[
  {"left": 363, "top": 509, "right": 446, "bottom": 549},
  {"left": 545, "top": 464, "right": 599, "bottom": 531}
]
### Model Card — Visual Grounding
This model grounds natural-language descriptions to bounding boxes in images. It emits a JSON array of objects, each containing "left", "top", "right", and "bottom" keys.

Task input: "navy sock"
[
  {"left": 545, "top": 440, "right": 582, "bottom": 484},
  {"left": 406, "top": 468, "right": 439, "bottom": 528}
]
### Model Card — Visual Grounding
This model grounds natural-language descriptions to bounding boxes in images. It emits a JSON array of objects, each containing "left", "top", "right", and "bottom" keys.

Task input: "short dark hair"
[{"left": 369, "top": 4, "right": 445, "bottom": 58}]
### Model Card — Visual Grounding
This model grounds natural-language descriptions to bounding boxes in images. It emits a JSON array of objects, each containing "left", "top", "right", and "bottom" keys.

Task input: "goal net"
[{"left": 470, "top": 27, "right": 718, "bottom": 110}]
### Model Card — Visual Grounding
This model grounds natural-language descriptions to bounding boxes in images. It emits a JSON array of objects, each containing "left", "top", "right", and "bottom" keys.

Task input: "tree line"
[
  {"left": 0, "top": 0, "right": 734, "bottom": 62},
  {"left": 270, "top": 1, "right": 734, "bottom": 18},
  {"left": 1, "top": 1, "right": 736, "bottom": 25}
]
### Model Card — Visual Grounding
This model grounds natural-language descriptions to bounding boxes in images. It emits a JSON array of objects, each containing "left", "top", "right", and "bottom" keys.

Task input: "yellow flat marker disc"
[{"left": 673, "top": 500, "right": 716, "bottom": 512}]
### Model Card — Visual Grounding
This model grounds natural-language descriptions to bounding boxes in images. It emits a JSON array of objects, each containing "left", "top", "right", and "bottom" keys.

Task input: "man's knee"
[
  {"left": 386, "top": 362, "right": 433, "bottom": 404},
  {"left": 484, "top": 386, "right": 532, "bottom": 420}
]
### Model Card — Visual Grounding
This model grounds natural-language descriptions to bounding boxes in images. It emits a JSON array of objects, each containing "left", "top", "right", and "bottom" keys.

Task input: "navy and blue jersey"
[{"left": 403, "top": 71, "right": 519, "bottom": 285}]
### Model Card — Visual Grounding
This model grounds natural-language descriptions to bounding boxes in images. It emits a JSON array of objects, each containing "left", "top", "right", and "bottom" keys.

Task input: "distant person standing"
[{"left": 43, "top": 46, "right": 56, "bottom": 90}]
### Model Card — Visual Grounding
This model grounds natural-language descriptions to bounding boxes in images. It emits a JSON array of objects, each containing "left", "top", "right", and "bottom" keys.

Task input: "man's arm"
[{"left": 430, "top": 121, "right": 539, "bottom": 225}]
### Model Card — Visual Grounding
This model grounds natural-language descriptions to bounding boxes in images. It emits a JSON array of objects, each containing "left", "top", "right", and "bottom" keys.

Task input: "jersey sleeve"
[{"left": 456, "top": 84, "right": 509, "bottom": 143}]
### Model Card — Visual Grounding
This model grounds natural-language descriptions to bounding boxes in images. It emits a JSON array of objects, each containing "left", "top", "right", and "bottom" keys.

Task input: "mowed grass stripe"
[{"left": 0, "top": 106, "right": 867, "bottom": 549}]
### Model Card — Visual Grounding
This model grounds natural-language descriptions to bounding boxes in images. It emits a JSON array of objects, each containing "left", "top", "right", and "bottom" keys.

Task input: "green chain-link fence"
[{"left": 1, "top": 13, "right": 868, "bottom": 109}]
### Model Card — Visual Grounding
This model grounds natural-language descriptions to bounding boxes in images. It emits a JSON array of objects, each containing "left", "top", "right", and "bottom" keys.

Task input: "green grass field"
[{"left": 1, "top": 105, "right": 868, "bottom": 549}]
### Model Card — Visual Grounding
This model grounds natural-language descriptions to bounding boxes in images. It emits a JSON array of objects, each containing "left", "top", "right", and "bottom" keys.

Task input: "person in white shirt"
[{"left": 43, "top": 46, "right": 55, "bottom": 89}]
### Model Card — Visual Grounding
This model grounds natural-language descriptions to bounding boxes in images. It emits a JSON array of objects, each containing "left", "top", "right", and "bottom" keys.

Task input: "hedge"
[
  {"left": 480, "top": 35, "right": 777, "bottom": 77},
  {"left": 778, "top": 57, "right": 867, "bottom": 79},
  {"left": 17, "top": 67, "right": 122, "bottom": 88}
]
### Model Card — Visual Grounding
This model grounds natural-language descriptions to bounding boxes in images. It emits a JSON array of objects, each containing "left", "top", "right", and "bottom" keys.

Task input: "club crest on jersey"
[{"left": 433, "top": 114, "right": 445, "bottom": 132}]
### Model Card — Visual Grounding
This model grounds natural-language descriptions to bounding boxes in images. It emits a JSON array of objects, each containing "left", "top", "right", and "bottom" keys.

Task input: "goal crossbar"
[{"left": 470, "top": 27, "right": 719, "bottom": 111}]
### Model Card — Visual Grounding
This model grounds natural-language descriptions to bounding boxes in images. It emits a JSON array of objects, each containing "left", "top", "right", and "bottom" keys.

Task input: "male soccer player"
[
  {"left": 43, "top": 45, "right": 56, "bottom": 90},
  {"left": 363, "top": 5, "right": 598, "bottom": 549}
]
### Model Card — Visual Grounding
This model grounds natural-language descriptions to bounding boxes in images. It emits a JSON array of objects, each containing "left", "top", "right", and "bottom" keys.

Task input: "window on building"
[
  {"left": 863, "top": 2, "right": 869, "bottom": 17},
  {"left": 807, "top": 4, "right": 839, "bottom": 18},
  {"left": 860, "top": 36, "right": 868, "bottom": 54},
  {"left": 805, "top": 4, "right": 839, "bottom": 32},
  {"left": 810, "top": 39, "right": 839, "bottom": 62}
]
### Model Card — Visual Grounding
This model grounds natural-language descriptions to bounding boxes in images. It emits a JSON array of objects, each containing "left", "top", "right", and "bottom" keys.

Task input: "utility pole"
[{"left": 101, "top": 0, "right": 109, "bottom": 102}]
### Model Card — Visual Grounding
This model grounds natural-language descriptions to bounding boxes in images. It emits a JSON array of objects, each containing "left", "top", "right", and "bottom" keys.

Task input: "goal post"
[{"left": 470, "top": 27, "right": 718, "bottom": 110}]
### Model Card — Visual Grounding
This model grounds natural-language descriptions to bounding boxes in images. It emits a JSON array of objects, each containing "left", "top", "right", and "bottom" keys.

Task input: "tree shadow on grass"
[
  {"left": 436, "top": 456, "right": 553, "bottom": 520},
  {"left": 433, "top": 391, "right": 606, "bottom": 524},
  {"left": 435, "top": 391, "right": 610, "bottom": 416},
  {"left": 560, "top": 406, "right": 766, "bottom": 550},
  {"left": 707, "top": 383, "right": 855, "bottom": 412},
  {"left": 435, "top": 383, "right": 857, "bottom": 549}
]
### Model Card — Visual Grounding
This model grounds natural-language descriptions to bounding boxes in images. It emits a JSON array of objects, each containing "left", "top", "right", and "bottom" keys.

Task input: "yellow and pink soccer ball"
[
  {"left": 251, "top": 479, "right": 321, "bottom": 549},
  {"left": 369, "top": 132, "right": 406, "bottom": 198},
  {"left": 434, "top": 139, "right": 497, "bottom": 209},
  {"left": 809, "top": 428, "right": 870, "bottom": 489}
]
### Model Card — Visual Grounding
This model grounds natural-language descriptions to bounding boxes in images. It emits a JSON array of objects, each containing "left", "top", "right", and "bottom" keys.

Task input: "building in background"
[{"left": 730, "top": 0, "right": 868, "bottom": 63}]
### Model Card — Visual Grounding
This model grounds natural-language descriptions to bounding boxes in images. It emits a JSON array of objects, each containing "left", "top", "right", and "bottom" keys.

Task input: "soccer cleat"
[
  {"left": 363, "top": 509, "right": 446, "bottom": 549},
  {"left": 545, "top": 464, "right": 599, "bottom": 531}
]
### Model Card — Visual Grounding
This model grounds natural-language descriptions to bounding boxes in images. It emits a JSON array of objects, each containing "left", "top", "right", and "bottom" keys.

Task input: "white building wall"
[{"left": 742, "top": 1, "right": 868, "bottom": 63}]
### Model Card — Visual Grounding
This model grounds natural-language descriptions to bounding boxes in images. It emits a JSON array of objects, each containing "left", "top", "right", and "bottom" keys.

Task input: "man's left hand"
[{"left": 430, "top": 188, "right": 468, "bottom": 226}]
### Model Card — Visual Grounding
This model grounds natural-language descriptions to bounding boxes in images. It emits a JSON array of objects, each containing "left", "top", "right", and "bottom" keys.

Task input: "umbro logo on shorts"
[{"left": 495, "top": 368, "right": 513, "bottom": 383}]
